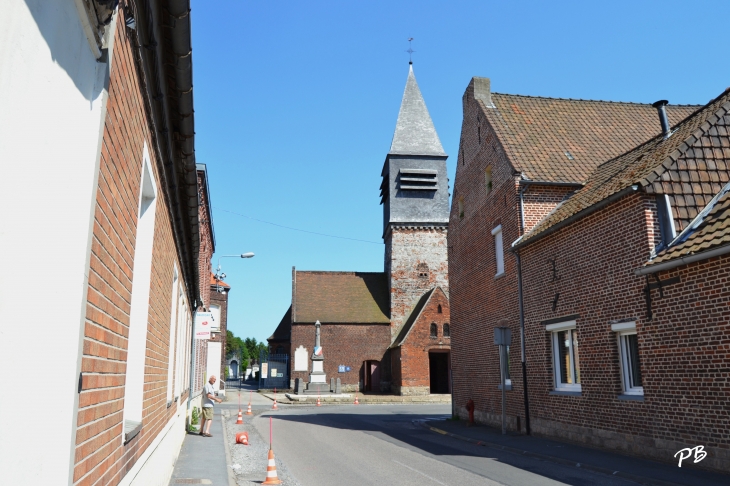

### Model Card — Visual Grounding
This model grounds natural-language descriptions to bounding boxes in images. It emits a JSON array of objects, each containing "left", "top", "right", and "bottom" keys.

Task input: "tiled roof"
[
  {"left": 294, "top": 271, "right": 390, "bottom": 324},
  {"left": 268, "top": 306, "right": 292, "bottom": 342},
  {"left": 516, "top": 89, "right": 730, "bottom": 248},
  {"left": 210, "top": 273, "right": 230, "bottom": 288},
  {"left": 647, "top": 181, "right": 730, "bottom": 266},
  {"left": 483, "top": 93, "right": 699, "bottom": 183}
]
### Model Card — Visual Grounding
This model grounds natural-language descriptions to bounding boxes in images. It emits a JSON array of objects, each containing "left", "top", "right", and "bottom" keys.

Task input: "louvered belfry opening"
[{"left": 398, "top": 168, "right": 438, "bottom": 191}]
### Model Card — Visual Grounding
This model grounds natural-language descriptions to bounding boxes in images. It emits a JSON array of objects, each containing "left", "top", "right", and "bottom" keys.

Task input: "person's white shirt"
[{"left": 203, "top": 381, "right": 216, "bottom": 408}]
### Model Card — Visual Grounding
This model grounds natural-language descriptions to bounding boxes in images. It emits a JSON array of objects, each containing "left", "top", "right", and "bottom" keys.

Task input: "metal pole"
[{"left": 501, "top": 344, "right": 506, "bottom": 435}]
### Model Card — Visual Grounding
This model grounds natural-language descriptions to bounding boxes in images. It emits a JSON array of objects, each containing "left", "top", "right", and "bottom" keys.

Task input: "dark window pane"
[
  {"left": 443, "top": 323, "right": 450, "bottom": 337},
  {"left": 572, "top": 330, "right": 580, "bottom": 384},
  {"left": 558, "top": 331, "right": 570, "bottom": 384},
  {"left": 430, "top": 323, "right": 437, "bottom": 337},
  {"left": 627, "top": 334, "right": 642, "bottom": 387}
]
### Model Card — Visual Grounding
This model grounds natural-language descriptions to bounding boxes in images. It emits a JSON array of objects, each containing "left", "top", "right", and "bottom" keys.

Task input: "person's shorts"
[{"left": 202, "top": 407, "right": 213, "bottom": 420}]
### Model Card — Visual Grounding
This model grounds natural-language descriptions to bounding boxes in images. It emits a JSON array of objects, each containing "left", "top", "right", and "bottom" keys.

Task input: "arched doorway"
[{"left": 229, "top": 360, "right": 238, "bottom": 379}]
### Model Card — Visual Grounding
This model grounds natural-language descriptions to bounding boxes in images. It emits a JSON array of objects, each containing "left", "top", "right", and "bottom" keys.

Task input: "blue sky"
[{"left": 190, "top": 0, "right": 730, "bottom": 342}]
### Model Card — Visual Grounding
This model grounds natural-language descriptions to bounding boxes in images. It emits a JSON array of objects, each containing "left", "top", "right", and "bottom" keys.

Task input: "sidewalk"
[
  {"left": 423, "top": 419, "right": 729, "bottom": 486},
  {"left": 169, "top": 408, "right": 234, "bottom": 486}
]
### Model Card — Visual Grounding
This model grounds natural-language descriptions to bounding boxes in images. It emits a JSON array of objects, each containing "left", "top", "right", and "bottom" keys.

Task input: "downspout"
[{"left": 516, "top": 179, "right": 531, "bottom": 435}]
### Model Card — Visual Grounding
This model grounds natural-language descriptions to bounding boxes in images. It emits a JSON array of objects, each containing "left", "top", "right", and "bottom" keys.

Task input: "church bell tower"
[{"left": 380, "top": 64, "right": 449, "bottom": 338}]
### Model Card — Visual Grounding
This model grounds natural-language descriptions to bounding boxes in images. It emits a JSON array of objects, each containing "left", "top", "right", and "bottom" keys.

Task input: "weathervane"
[{"left": 406, "top": 37, "right": 415, "bottom": 64}]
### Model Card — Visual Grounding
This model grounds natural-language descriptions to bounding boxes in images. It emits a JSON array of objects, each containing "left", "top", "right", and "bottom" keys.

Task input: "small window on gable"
[
  {"left": 417, "top": 263, "right": 429, "bottom": 279},
  {"left": 458, "top": 198, "right": 464, "bottom": 220},
  {"left": 485, "top": 167, "right": 493, "bottom": 195},
  {"left": 437, "top": 304, "right": 442, "bottom": 314},
  {"left": 492, "top": 225, "right": 504, "bottom": 276},
  {"left": 430, "top": 323, "right": 437, "bottom": 338},
  {"left": 443, "top": 323, "right": 450, "bottom": 337}
]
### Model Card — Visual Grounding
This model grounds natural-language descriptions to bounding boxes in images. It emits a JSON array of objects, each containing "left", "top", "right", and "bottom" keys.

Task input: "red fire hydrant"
[{"left": 466, "top": 399, "right": 475, "bottom": 426}]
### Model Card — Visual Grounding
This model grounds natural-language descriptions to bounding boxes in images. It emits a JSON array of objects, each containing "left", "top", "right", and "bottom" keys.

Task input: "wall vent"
[{"left": 398, "top": 168, "right": 438, "bottom": 191}]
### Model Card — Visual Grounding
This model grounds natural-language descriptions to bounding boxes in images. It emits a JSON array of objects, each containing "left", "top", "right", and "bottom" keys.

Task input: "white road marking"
[{"left": 393, "top": 459, "right": 449, "bottom": 485}]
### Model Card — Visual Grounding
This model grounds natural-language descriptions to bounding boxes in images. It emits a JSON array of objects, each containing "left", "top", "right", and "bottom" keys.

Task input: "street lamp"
[{"left": 214, "top": 253, "right": 255, "bottom": 294}]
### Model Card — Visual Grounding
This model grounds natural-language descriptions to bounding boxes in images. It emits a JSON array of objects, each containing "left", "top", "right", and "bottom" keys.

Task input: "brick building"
[
  {"left": 448, "top": 77, "right": 696, "bottom": 430},
  {"left": 0, "top": 2, "right": 213, "bottom": 484},
  {"left": 511, "top": 89, "right": 730, "bottom": 472},
  {"left": 208, "top": 273, "right": 230, "bottom": 391},
  {"left": 268, "top": 65, "right": 451, "bottom": 395}
]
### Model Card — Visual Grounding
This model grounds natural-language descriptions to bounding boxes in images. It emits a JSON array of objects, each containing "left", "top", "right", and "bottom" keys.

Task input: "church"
[{"left": 268, "top": 64, "right": 451, "bottom": 395}]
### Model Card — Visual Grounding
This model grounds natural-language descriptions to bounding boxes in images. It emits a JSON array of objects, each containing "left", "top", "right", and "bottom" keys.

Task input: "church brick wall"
[
  {"left": 74, "top": 13, "right": 194, "bottom": 485},
  {"left": 516, "top": 191, "right": 730, "bottom": 472},
  {"left": 392, "top": 290, "right": 451, "bottom": 395},
  {"left": 386, "top": 227, "right": 449, "bottom": 339},
  {"left": 290, "top": 322, "right": 391, "bottom": 392}
]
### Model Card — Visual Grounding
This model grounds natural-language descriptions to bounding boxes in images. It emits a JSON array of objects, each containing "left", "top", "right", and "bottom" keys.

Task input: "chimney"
[{"left": 652, "top": 100, "right": 671, "bottom": 139}]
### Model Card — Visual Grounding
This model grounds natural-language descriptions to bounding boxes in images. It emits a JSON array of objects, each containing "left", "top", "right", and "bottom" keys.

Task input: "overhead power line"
[{"left": 213, "top": 207, "right": 382, "bottom": 245}]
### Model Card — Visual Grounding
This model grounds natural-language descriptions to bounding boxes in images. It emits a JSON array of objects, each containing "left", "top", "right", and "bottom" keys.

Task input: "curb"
[
  {"left": 220, "top": 410, "right": 237, "bottom": 486},
  {"left": 419, "top": 422, "right": 683, "bottom": 486}
]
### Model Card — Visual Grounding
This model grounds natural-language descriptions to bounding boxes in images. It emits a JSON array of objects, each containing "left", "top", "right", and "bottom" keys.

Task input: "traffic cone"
[
  {"left": 235, "top": 431, "right": 249, "bottom": 445},
  {"left": 354, "top": 393, "right": 359, "bottom": 405},
  {"left": 262, "top": 448, "right": 282, "bottom": 485},
  {"left": 236, "top": 410, "right": 244, "bottom": 424},
  {"left": 316, "top": 396, "right": 321, "bottom": 407},
  {"left": 245, "top": 402, "right": 253, "bottom": 415},
  {"left": 272, "top": 398, "right": 278, "bottom": 411}
]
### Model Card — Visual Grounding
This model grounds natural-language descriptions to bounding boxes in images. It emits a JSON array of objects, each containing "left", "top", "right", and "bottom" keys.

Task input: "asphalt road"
[{"left": 242, "top": 404, "right": 645, "bottom": 486}]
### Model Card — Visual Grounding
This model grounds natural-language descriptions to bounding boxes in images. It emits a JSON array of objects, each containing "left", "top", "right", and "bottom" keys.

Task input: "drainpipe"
[{"left": 516, "top": 179, "right": 531, "bottom": 435}]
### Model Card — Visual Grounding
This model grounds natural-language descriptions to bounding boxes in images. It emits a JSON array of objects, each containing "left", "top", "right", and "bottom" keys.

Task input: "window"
[
  {"left": 166, "top": 265, "right": 179, "bottom": 404},
  {"left": 485, "top": 167, "right": 493, "bottom": 195},
  {"left": 210, "top": 304, "right": 221, "bottom": 331},
  {"left": 458, "top": 197, "right": 464, "bottom": 220},
  {"left": 612, "top": 322, "right": 643, "bottom": 396},
  {"left": 443, "top": 323, "right": 450, "bottom": 338},
  {"left": 492, "top": 225, "right": 504, "bottom": 276},
  {"left": 437, "top": 304, "right": 442, "bottom": 314},
  {"left": 417, "top": 263, "right": 429, "bottom": 279},
  {"left": 430, "top": 323, "right": 438, "bottom": 338},
  {"left": 123, "top": 144, "right": 158, "bottom": 442},
  {"left": 547, "top": 321, "right": 581, "bottom": 392}
]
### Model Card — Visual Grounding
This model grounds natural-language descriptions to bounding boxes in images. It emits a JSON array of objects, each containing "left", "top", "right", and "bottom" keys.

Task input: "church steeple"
[{"left": 389, "top": 65, "right": 446, "bottom": 157}]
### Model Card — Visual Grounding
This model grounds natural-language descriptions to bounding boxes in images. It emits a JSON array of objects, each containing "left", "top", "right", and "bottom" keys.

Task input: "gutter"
[
  {"left": 130, "top": 0, "right": 200, "bottom": 305},
  {"left": 513, "top": 184, "right": 639, "bottom": 251},
  {"left": 635, "top": 244, "right": 730, "bottom": 275}
]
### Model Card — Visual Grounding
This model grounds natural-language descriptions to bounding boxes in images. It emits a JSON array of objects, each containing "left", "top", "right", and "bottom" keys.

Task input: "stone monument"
[{"left": 306, "top": 321, "right": 329, "bottom": 393}]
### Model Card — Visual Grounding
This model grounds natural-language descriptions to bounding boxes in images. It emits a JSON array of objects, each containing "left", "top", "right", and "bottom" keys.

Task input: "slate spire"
[{"left": 389, "top": 65, "right": 446, "bottom": 156}]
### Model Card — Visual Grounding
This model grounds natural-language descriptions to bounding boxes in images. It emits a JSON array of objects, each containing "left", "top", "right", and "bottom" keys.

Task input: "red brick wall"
[
  {"left": 290, "top": 323, "right": 391, "bottom": 392},
  {"left": 74, "top": 14, "right": 193, "bottom": 485},
  {"left": 195, "top": 171, "right": 213, "bottom": 397},
  {"left": 449, "top": 85, "right": 574, "bottom": 431},
  {"left": 393, "top": 289, "right": 451, "bottom": 395},
  {"left": 519, "top": 192, "right": 730, "bottom": 472}
]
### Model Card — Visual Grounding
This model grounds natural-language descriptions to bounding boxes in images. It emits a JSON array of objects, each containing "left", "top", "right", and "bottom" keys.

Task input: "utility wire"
[{"left": 213, "top": 207, "right": 382, "bottom": 245}]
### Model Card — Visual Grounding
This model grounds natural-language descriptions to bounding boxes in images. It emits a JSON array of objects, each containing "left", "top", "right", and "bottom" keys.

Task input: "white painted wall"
[
  {"left": 207, "top": 341, "right": 223, "bottom": 391},
  {"left": 0, "top": 1, "right": 111, "bottom": 483}
]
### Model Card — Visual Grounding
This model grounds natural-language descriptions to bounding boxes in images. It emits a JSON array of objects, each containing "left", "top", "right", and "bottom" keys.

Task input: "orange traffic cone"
[
  {"left": 262, "top": 448, "right": 282, "bottom": 485},
  {"left": 272, "top": 399, "right": 278, "bottom": 411},
  {"left": 354, "top": 393, "right": 359, "bottom": 405},
  {"left": 245, "top": 402, "right": 253, "bottom": 415},
  {"left": 235, "top": 432, "right": 249, "bottom": 445},
  {"left": 316, "top": 396, "right": 321, "bottom": 407},
  {"left": 236, "top": 410, "right": 244, "bottom": 424}
]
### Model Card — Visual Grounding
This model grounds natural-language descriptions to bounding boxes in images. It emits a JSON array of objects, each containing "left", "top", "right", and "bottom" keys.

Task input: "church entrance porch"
[{"left": 429, "top": 351, "right": 450, "bottom": 394}]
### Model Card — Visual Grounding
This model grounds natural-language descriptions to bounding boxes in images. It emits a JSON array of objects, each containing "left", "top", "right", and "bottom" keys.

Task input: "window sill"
[
  {"left": 497, "top": 383, "right": 512, "bottom": 391},
  {"left": 124, "top": 420, "right": 142, "bottom": 445},
  {"left": 494, "top": 272, "right": 506, "bottom": 280},
  {"left": 617, "top": 394, "right": 644, "bottom": 401},
  {"left": 549, "top": 390, "right": 582, "bottom": 397}
]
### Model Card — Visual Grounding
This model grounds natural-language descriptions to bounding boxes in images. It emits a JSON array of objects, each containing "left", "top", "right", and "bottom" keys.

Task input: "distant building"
[
  {"left": 209, "top": 273, "right": 230, "bottom": 392},
  {"left": 268, "top": 64, "right": 451, "bottom": 394}
]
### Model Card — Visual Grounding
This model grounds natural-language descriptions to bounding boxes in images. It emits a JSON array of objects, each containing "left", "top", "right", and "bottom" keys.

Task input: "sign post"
[{"left": 494, "top": 327, "right": 512, "bottom": 435}]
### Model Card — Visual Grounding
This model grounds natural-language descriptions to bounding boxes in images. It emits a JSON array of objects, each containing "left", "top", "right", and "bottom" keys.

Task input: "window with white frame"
[
  {"left": 174, "top": 289, "right": 187, "bottom": 399},
  {"left": 546, "top": 321, "right": 581, "bottom": 392},
  {"left": 612, "top": 322, "right": 643, "bottom": 395},
  {"left": 166, "top": 265, "right": 179, "bottom": 404},
  {"left": 492, "top": 225, "right": 504, "bottom": 276},
  {"left": 123, "top": 144, "right": 158, "bottom": 441}
]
